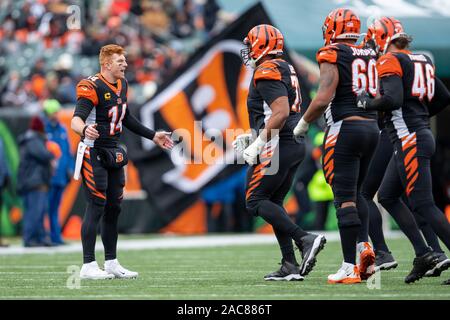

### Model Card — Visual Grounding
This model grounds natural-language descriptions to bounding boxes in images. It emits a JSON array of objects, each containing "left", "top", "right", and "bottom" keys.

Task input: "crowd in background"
[{"left": 0, "top": 0, "right": 233, "bottom": 109}]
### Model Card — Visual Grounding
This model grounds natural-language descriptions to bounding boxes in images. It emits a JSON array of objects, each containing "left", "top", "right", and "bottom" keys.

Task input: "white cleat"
[
  {"left": 328, "top": 261, "right": 361, "bottom": 284},
  {"left": 80, "top": 261, "right": 115, "bottom": 280},
  {"left": 104, "top": 259, "right": 138, "bottom": 279}
]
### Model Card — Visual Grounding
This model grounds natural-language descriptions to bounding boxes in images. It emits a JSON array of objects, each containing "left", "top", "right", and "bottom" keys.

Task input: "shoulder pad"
[
  {"left": 254, "top": 60, "right": 282, "bottom": 83},
  {"left": 316, "top": 44, "right": 339, "bottom": 64},
  {"left": 76, "top": 79, "right": 98, "bottom": 105},
  {"left": 377, "top": 53, "right": 403, "bottom": 78}
]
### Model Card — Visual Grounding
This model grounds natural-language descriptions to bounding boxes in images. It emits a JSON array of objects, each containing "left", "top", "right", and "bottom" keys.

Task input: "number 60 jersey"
[
  {"left": 75, "top": 73, "right": 128, "bottom": 148},
  {"left": 316, "top": 43, "right": 378, "bottom": 126}
]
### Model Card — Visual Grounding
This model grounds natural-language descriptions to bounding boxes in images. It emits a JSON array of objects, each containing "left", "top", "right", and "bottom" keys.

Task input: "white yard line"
[{"left": 0, "top": 231, "right": 404, "bottom": 256}]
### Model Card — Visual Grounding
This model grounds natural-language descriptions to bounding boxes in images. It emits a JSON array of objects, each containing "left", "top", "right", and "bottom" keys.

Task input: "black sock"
[
  {"left": 81, "top": 201, "right": 104, "bottom": 264},
  {"left": 367, "top": 198, "right": 390, "bottom": 252},
  {"left": 101, "top": 203, "right": 121, "bottom": 261},
  {"left": 337, "top": 207, "right": 360, "bottom": 265},
  {"left": 379, "top": 198, "right": 429, "bottom": 256},
  {"left": 413, "top": 211, "right": 444, "bottom": 253},
  {"left": 256, "top": 199, "right": 308, "bottom": 243},
  {"left": 273, "top": 228, "right": 297, "bottom": 265},
  {"left": 356, "top": 194, "right": 369, "bottom": 243},
  {"left": 415, "top": 204, "right": 450, "bottom": 251}
]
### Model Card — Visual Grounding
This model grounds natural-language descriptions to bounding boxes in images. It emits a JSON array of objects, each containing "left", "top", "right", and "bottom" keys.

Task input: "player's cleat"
[
  {"left": 442, "top": 279, "right": 450, "bottom": 285},
  {"left": 357, "top": 242, "right": 376, "bottom": 280},
  {"left": 296, "top": 233, "right": 326, "bottom": 276},
  {"left": 80, "top": 261, "right": 115, "bottom": 280},
  {"left": 404, "top": 251, "right": 438, "bottom": 284},
  {"left": 425, "top": 252, "right": 450, "bottom": 277},
  {"left": 328, "top": 262, "right": 361, "bottom": 284},
  {"left": 264, "top": 260, "right": 304, "bottom": 281},
  {"left": 374, "top": 250, "right": 398, "bottom": 272},
  {"left": 104, "top": 259, "right": 138, "bottom": 279}
]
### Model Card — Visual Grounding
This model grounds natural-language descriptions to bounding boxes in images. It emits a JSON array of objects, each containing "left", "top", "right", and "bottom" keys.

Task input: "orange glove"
[{"left": 46, "top": 141, "right": 62, "bottom": 159}]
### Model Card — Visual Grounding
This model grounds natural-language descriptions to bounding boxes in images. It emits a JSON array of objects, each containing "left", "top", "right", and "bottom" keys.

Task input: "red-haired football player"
[{"left": 72, "top": 44, "right": 173, "bottom": 280}]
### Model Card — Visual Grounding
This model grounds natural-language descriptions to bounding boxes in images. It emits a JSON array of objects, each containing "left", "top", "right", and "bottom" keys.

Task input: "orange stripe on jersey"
[
  {"left": 316, "top": 46, "right": 338, "bottom": 64},
  {"left": 377, "top": 53, "right": 403, "bottom": 78},
  {"left": 76, "top": 79, "right": 98, "bottom": 105}
]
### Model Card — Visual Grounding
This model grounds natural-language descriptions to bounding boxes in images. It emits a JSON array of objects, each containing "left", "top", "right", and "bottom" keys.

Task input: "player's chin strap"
[{"left": 74, "top": 141, "right": 88, "bottom": 180}]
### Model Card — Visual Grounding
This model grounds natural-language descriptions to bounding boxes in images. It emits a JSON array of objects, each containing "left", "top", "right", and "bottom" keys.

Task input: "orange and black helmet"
[
  {"left": 322, "top": 8, "right": 360, "bottom": 46},
  {"left": 241, "top": 24, "right": 284, "bottom": 68},
  {"left": 364, "top": 17, "right": 408, "bottom": 55}
]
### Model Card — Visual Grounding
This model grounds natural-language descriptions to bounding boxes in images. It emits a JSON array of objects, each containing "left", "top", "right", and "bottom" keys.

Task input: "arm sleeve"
[
  {"left": 256, "top": 80, "right": 289, "bottom": 106},
  {"left": 365, "top": 75, "right": 404, "bottom": 111},
  {"left": 74, "top": 79, "right": 98, "bottom": 121},
  {"left": 122, "top": 108, "right": 156, "bottom": 140},
  {"left": 428, "top": 77, "right": 450, "bottom": 117},
  {"left": 73, "top": 98, "right": 95, "bottom": 121}
]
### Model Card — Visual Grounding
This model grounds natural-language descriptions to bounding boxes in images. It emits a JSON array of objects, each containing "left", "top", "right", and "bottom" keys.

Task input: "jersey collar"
[{"left": 98, "top": 73, "right": 122, "bottom": 97}]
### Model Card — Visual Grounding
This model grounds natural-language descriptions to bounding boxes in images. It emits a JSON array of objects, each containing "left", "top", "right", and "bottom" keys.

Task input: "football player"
[
  {"left": 72, "top": 44, "right": 173, "bottom": 279},
  {"left": 356, "top": 17, "right": 450, "bottom": 283},
  {"left": 360, "top": 24, "right": 450, "bottom": 277},
  {"left": 293, "top": 8, "right": 379, "bottom": 284},
  {"left": 236, "top": 24, "right": 326, "bottom": 281}
]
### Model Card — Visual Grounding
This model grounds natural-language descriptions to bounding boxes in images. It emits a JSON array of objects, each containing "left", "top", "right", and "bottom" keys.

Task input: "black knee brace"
[{"left": 336, "top": 206, "right": 361, "bottom": 228}]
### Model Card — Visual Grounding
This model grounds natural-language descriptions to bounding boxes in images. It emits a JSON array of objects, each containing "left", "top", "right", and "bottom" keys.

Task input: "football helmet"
[
  {"left": 322, "top": 8, "right": 361, "bottom": 46},
  {"left": 364, "top": 17, "right": 408, "bottom": 55},
  {"left": 241, "top": 24, "right": 284, "bottom": 68}
]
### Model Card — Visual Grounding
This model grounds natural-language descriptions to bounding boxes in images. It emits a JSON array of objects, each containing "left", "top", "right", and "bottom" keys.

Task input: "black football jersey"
[
  {"left": 75, "top": 73, "right": 128, "bottom": 148},
  {"left": 247, "top": 58, "right": 302, "bottom": 140},
  {"left": 377, "top": 50, "right": 435, "bottom": 142},
  {"left": 316, "top": 43, "right": 378, "bottom": 125}
]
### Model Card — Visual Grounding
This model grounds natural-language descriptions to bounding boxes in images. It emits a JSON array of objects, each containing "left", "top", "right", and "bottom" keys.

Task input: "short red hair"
[{"left": 99, "top": 44, "right": 126, "bottom": 66}]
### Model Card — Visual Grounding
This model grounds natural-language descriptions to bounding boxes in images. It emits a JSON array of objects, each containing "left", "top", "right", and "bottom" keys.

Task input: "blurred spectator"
[
  {"left": 203, "top": 0, "right": 220, "bottom": 33},
  {"left": 43, "top": 99, "right": 74, "bottom": 245},
  {"left": 0, "top": 0, "right": 231, "bottom": 109},
  {"left": 17, "top": 116, "right": 59, "bottom": 247},
  {"left": 0, "top": 138, "right": 11, "bottom": 247}
]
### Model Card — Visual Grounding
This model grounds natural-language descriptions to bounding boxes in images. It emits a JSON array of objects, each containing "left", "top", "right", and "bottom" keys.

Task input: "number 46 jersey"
[
  {"left": 75, "top": 73, "right": 128, "bottom": 148},
  {"left": 376, "top": 50, "right": 435, "bottom": 141},
  {"left": 316, "top": 43, "right": 378, "bottom": 125}
]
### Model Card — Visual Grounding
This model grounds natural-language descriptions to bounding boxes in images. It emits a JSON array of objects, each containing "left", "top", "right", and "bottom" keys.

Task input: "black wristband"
[{"left": 82, "top": 125, "right": 88, "bottom": 136}]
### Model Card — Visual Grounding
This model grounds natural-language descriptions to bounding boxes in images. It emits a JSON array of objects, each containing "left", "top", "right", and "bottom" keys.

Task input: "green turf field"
[{"left": 0, "top": 237, "right": 449, "bottom": 300}]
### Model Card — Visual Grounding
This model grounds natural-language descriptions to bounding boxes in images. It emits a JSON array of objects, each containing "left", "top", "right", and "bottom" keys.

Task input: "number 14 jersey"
[
  {"left": 75, "top": 73, "right": 128, "bottom": 148},
  {"left": 316, "top": 43, "right": 378, "bottom": 125}
]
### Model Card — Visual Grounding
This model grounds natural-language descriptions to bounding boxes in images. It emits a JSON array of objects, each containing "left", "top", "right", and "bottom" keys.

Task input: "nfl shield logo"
[{"left": 117, "top": 98, "right": 122, "bottom": 104}]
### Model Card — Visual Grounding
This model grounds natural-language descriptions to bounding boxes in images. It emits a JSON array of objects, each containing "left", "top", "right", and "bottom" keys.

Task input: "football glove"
[
  {"left": 243, "top": 136, "right": 266, "bottom": 166},
  {"left": 232, "top": 133, "right": 253, "bottom": 155},
  {"left": 293, "top": 117, "right": 309, "bottom": 138},
  {"left": 356, "top": 90, "right": 371, "bottom": 110}
]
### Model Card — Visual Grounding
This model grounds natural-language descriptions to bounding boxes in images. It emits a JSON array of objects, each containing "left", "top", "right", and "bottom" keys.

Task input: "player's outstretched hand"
[{"left": 153, "top": 131, "right": 174, "bottom": 150}]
